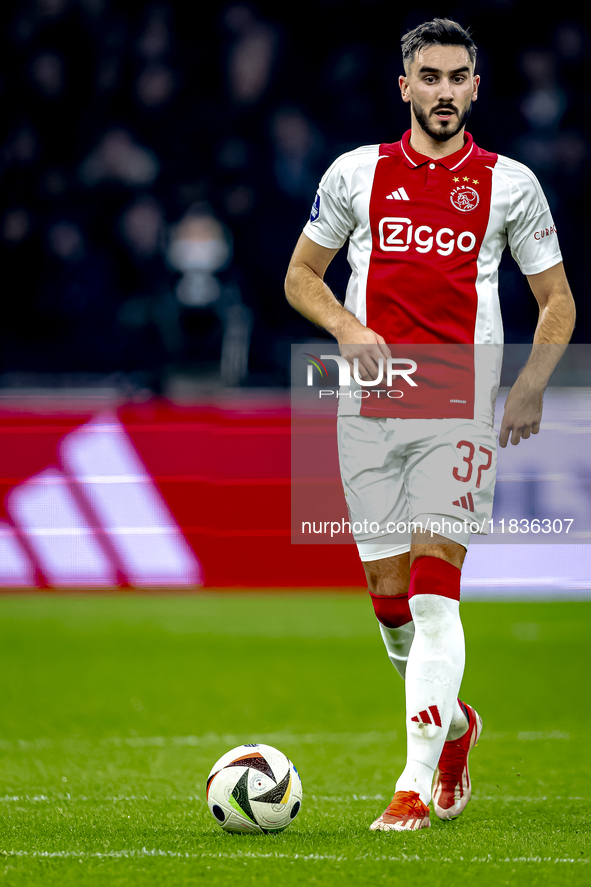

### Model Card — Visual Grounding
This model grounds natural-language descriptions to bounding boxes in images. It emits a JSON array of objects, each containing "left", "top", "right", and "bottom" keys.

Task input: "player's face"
[{"left": 399, "top": 45, "right": 479, "bottom": 143}]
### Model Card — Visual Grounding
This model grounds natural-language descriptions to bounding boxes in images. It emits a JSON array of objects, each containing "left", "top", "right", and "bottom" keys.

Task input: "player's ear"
[
  {"left": 472, "top": 74, "right": 480, "bottom": 102},
  {"left": 399, "top": 74, "right": 410, "bottom": 103}
]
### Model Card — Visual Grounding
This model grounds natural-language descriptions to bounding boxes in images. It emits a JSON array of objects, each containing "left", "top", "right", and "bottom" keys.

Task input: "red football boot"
[{"left": 432, "top": 700, "right": 482, "bottom": 820}]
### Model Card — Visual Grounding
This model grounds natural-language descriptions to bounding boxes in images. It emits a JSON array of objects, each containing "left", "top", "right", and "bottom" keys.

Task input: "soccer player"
[{"left": 285, "top": 19, "right": 575, "bottom": 830}]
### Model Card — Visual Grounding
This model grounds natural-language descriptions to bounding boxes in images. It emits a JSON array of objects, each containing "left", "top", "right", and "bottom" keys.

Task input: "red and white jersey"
[{"left": 303, "top": 131, "right": 562, "bottom": 423}]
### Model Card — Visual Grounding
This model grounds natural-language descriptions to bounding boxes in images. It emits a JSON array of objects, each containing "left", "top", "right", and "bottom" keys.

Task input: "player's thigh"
[
  {"left": 337, "top": 416, "right": 410, "bottom": 555},
  {"left": 405, "top": 420, "right": 497, "bottom": 546}
]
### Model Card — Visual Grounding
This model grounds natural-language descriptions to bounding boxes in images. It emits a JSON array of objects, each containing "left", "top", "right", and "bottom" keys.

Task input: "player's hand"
[
  {"left": 499, "top": 376, "right": 544, "bottom": 447},
  {"left": 335, "top": 318, "right": 391, "bottom": 382}
]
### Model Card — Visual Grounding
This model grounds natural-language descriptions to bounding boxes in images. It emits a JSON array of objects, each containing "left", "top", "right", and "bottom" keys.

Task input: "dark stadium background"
[
  {"left": 0, "top": 0, "right": 589, "bottom": 593},
  {"left": 1, "top": 0, "right": 589, "bottom": 394}
]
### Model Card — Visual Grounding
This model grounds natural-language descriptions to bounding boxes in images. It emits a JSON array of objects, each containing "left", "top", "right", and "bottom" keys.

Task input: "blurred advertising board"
[
  {"left": 0, "top": 395, "right": 363, "bottom": 589},
  {"left": 0, "top": 378, "right": 589, "bottom": 596}
]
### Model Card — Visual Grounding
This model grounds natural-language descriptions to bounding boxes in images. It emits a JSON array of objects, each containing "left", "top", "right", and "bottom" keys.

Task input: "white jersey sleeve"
[
  {"left": 303, "top": 146, "right": 378, "bottom": 249},
  {"left": 497, "top": 156, "right": 562, "bottom": 275}
]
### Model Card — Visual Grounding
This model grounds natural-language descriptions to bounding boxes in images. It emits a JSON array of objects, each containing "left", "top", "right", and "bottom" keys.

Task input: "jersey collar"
[{"left": 400, "top": 130, "right": 475, "bottom": 171}]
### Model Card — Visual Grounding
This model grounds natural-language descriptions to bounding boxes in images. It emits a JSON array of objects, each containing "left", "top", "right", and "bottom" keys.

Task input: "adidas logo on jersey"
[{"left": 386, "top": 187, "right": 410, "bottom": 201}]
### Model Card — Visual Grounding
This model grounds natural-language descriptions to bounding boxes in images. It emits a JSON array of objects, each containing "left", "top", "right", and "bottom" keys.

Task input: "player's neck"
[{"left": 408, "top": 121, "right": 467, "bottom": 160}]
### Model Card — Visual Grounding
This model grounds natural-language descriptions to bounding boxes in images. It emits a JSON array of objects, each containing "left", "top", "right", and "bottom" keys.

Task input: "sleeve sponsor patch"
[
  {"left": 309, "top": 192, "right": 321, "bottom": 222},
  {"left": 533, "top": 224, "right": 557, "bottom": 242}
]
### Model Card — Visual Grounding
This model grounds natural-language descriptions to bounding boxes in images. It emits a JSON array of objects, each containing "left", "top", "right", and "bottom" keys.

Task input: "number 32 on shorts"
[{"left": 453, "top": 440, "right": 493, "bottom": 488}]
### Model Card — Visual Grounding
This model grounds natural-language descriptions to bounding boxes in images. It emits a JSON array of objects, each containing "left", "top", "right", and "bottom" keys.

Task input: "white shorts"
[{"left": 337, "top": 416, "right": 497, "bottom": 561}]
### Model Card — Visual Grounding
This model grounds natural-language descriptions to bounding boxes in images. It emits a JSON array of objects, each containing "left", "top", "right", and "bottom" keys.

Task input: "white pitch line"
[
  {"left": 1, "top": 849, "right": 588, "bottom": 864},
  {"left": 0, "top": 795, "right": 200, "bottom": 804},
  {"left": 0, "top": 731, "right": 399, "bottom": 752},
  {"left": 309, "top": 794, "right": 587, "bottom": 804},
  {"left": 0, "top": 729, "right": 574, "bottom": 752},
  {"left": 517, "top": 731, "right": 570, "bottom": 741},
  {"left": 0, "top": 793, "right": 586, "bottom": 805},
  {"left": 475, "top": 795, "right": 585, "bottom": 803}
]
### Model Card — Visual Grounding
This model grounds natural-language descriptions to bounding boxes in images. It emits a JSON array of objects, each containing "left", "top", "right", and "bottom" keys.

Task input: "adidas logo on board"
[{"left": 0, "top": 413, "right": 203, "bottom": 588}]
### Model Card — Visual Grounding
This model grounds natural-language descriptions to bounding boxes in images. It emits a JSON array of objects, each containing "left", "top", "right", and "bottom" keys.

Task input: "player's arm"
[
  {"left": 499, "top": 261, "right": 576, "bottom": 447},
  {"left": 285, "top": 232, "right": 390, "bottom": 379}
]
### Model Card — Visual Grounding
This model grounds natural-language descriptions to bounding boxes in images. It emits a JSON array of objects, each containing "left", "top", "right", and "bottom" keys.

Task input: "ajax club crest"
[{"left": 450, "top": 185, "right": 480, "bottom": 213}]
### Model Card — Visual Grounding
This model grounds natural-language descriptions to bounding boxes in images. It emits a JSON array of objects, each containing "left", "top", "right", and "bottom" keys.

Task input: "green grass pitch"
[{"left": 0, "top": 593, "right": 589, "bottom": 886}]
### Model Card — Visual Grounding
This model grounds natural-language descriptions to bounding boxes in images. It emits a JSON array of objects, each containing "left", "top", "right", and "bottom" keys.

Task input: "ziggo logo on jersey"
[{"left": 379, "top": 217, "right": 476, "bottom": 255}]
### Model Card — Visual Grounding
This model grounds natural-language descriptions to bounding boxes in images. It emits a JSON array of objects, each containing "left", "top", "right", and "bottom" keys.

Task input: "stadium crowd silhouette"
[{"left": 1, "top": 0, "right": 588, "bottom": 393}]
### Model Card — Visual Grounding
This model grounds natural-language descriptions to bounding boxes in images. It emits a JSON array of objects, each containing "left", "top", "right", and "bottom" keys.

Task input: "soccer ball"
[{"left": 206, "top": 743, "right": 303, "bottom": 833}]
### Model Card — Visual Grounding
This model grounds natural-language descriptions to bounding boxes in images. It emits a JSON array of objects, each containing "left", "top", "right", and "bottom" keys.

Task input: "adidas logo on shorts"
[{"left": 453, "top": 492, "right": 475, "bottom": 512}]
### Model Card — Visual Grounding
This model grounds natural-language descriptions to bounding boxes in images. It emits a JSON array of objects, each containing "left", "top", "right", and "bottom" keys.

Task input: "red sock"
[
  {"left": 369, "top": 591, "right": 412, "bottom": 627},
  {"left": 409, "top": 556, "right": 461, "bottom": 601}
]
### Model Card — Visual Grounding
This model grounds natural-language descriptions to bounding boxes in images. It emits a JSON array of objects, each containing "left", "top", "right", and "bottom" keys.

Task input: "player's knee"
[{"left": 369, "top": 591, "right": 412, "bottom": 628}]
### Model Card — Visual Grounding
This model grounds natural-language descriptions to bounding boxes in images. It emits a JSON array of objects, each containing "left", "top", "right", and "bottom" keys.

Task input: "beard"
[{"left": 412, "top": 100, "right": 472, "bottom": 142}]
